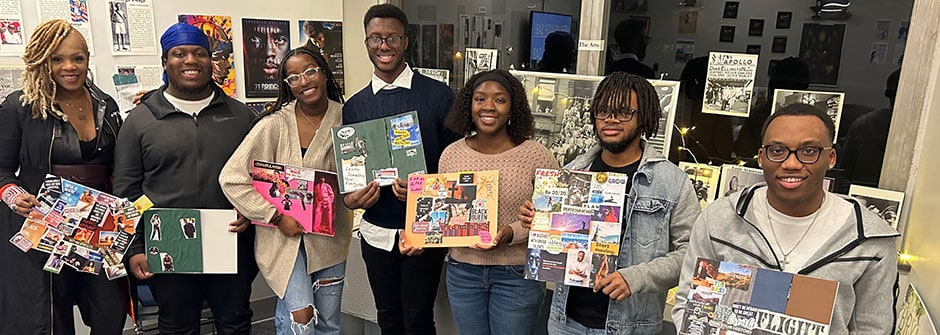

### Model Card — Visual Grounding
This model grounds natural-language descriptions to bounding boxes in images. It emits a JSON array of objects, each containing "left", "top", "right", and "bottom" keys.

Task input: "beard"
[{"left": 596, "top": 126, "right": 640, "bottom": 153}]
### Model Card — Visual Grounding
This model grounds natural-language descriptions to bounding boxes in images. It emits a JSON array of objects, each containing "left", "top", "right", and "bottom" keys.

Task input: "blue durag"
[{"left": 159, "top": 22, "right": 210, "bottom": 85}]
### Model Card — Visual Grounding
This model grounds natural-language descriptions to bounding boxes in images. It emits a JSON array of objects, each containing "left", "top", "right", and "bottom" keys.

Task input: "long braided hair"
[
  {"left": 591, "top": 72, "right": 662, "bottom": 138},
  {"left": 21, "top": 19, "right": 87, "bottom": 120},
  {"left": 254, "top": 47, "right": 342, "bottom": 125}
]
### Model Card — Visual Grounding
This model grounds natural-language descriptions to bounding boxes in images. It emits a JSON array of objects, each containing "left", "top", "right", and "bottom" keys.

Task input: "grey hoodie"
[{"left": 672, "top": 183, "right": 899, "bottom": 334}]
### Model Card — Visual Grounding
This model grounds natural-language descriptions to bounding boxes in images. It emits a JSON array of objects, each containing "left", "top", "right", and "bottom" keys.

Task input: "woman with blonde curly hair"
[{"left": 0, "top": 19, "right": 125, "bottom": 333}]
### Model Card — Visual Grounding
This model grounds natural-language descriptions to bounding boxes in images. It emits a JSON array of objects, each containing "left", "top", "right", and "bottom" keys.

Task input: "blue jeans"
[
  {"left": 548, "top": 316, "right": 607, "bottom": 335},
  {"left": 274, "top": 242, "right": 346, "bottom": 335},
  {"left": 445, "top": 257, "right": 545, "bottom": 335}
]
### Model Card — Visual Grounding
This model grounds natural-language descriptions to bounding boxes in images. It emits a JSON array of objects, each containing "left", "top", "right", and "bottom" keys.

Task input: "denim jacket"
[{"left": 550, "top": 140, "right": 700, "bottom": 334}]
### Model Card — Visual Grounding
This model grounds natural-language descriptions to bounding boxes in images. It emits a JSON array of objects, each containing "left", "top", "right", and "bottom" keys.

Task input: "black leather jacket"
[{"left": 0, "top": 82, "right": 122, "bottom": 195}]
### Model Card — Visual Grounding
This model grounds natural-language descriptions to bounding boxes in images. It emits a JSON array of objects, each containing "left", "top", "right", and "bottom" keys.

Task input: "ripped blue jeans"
[{"left": 274, "top": 241, "right": 346, "bottom": 335}]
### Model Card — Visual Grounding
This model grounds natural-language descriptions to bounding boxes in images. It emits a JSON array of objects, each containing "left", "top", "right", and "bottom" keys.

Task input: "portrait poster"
[
  {"left": 37, "top": 0, "right": 95, "bottom": 55},
  {"left": 414, "top": 67, "right": 449, "bottom": 85},
  {"left": 421, "top": 24, "right": 437, "bottom": 68},
  {"left": 250, "top": 160, "right": 338, "bottom": 236},
  {"left": 748, "top": 19, "right": 764, "bottom": 37},
  {"left": 678, "top": 11, "right": 698, "bottom": 34},
  {"left": 106, "top": 0, "right": 156, "bottom": 56},
  {"left": 775, "top": 11, "right": 792, "bottom": 30},
  {"left": 438, "top": 24, "right": 455, "bottom": 77},
  {"left": 242, "top": 18, "right": 290, "bottom": 98},
  {"left": 0, "top": 65, "right": 24, "bottom": 101},
  {"left": 718, "top": 165, "right": 763, "bottom": 199},
  {"left": 875, "top": 20, "right": 890, "bottom": 40},
  {"left": 144, "top": 209, "right": 238, "bottom": 274},
  {"left": 848, "top": 185, "right": 904, "bottom": 231},
  {"left": 722, "top": 1, "right": 739, "bottom": 19},
  {"left": 799, "top": 23, "right": 845, "bottom": 86},
  {"left": 678, "top": 162, "right": 721, "bottom": 208},
  {"left": 465, "top": 48, "right": 498, "bottom": 80},
  {"left": 703, "top": 52, "right": 758, "bottom": 117},
  {"left": 404, "top": 170, "right": 499, "bottom": 248},
  {"left": 0, "top": 0, "right": 25, "bottom": 55},
  {"left": 679, "top": 258, "right": 838, "bottom": 335},
  {"left": 298, "top": 20, "right": 345, "bottom": 95},
  {"left": 331, "top": 111, "right": 427, "bottom": 193},
  {"left": 896, "top": 284, "right": 938, "bottom": 335},
  {"left": 178, "top": 14, "right": 236, "bottom": 97},
  {"left": 771, "top": 36, "right": 788, "bottom": 53},
  {"left": 525, "top": 169, "right": 628, "bottom": 287},
  {"left": 771, "top": 89, "right": 845, "bottom": 141}
]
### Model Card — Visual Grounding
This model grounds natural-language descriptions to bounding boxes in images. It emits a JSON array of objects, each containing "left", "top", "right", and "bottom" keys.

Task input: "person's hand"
[
  {"left": 594, "top": 256, "right": 610, "bottom": 284},
  {"left": 469, "top": 225, "right": 513, "bottom": 251},
  {"left": 277, "top": 215, "right": 305, "bottom": 237},
  {"left": 10, "top": 193, "right": 41, "bottom": 218},
  {"left": 517, "top": 200, "right": 536, "bottom": 229},
  {"left": 391, "top": 177, "right": 408, "bottom": 202},
  {"left": 128, "top": 254, "right": 153, "bottom": 280},
  {"left": 398, "top": 233, "right": 424, "bottom": 256},
  {"left": 594, "top": 271, "right": 632, "bottom": 301},
  {"left": 343, "top": 182, "right": 380, "bottom": 209},
  {"left": 132, "top": 89, "right": 148, "bottom": 105},
  {"left": 228, "top": 210, "right": 250, "bottom": 233}
]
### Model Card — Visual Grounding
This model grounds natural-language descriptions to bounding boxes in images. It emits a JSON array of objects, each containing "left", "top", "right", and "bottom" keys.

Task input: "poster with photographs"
[
  {"left": 178, "top": 14, "right": 236, "bottom": 97},
  {"left": 526, "top": 169, "right": 628, "bottom": 287},
  {"left": 37, "top": 0, "right": 95, "bottom": 55},
  {"left": 421, "top": 24, "right": 437, "bottom": 68},
  {"left": 0, "top": 0, "right": 25, "bottom": 55},
  {"left": 511, "top": 71, "right": 678, "bottom": 165},
  {"left": 771, "top": 89, "right": 845, "bottom": 141},
  {"left": 897, "top": 284, "right": 938, "bottom": 335},
  {"left": 680, "top": 258, "right": 839, "bottom": 335},
  {"left": 144, "top": 209, "right": 238, "bottom": 274},
  {"left": 298, "top": 20, "right": 344, "bottom": 95},
  {"left": 799, "top": 23, "right": 846, "bottom": 86},
  {"left": 776, "top": 11, "right": 792, "bottom": 30},
  {"left": 0, "top": 65, "right": 24, "bottom": 100},
  {"left": 403, "top": 170, "right": 499, "bottom": 248},
  {"left": 848, "top": 185, "right": 904, "bottom": 231},
  {"left": 465, "top": 48, "right": 497, "bottom": 80},
  {"left": 718, "top": 165, "right": 763, "bottom": 199},
  {"left": 414, "top": 67, "right": 450, "bottom": 85},
  {"left": 703, "top": 52, "right": 758, "bottom": 117},
  {"left": 106, "top": 0, "right": 156, "bottom": 55},
  {"left": 679, "top": 162, "right": 720, "bottom": 208},
  {"left": 331, "top": 111, "right": 427, "bottom": 193},
  {"left": 250, "top": 161, "right": 339, "bottom": 236},
  {"left": 241, "top": 18, "right": 290, "bottom": 98}
]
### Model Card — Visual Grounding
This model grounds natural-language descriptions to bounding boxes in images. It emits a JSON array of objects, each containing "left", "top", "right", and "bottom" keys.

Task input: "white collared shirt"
[{"left": 370, "top": 64, "right": 414, "bottom": 95}]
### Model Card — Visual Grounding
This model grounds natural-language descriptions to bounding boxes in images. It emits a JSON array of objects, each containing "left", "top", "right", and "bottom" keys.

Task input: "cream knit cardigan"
[{"left": 219, "top": 100, "right": 352, "bottom": 298}]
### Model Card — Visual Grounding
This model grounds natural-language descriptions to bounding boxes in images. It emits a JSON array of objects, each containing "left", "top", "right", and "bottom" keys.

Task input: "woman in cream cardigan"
[{"left": 219, "top": 47, "right": 351, "bottom": 335}]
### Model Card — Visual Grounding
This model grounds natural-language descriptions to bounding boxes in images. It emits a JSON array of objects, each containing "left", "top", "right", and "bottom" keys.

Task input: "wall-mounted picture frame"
[
  {"left": 776, "top": 11, "right": 792, "bottom": 29},
  {"left": 723, "top": 1, "right": 739, "bottom": 19},
  {"left": 748, "top": 19, "right": 764, "bottom": 36},
  {"left": 772, "top": 36, "right": 788, "bottom": 53},
  {"left": 719, "top": 25, "right": 736, "bottom": 43}
]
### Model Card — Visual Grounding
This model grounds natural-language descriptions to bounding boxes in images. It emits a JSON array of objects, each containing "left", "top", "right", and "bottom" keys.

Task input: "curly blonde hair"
[{"left": 21, "top": 19, "right": 87, "bottom": 119}]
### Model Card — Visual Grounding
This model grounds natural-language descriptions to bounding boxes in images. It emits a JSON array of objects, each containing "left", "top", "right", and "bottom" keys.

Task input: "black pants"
[
  {"left": 147, "top": 271, "right": 257, "bottom": 335},
  {"left": 361, "top": 237, "right": 446, "bottom": 335}
]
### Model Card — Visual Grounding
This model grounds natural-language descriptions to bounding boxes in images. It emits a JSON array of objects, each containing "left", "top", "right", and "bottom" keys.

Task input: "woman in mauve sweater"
[
  {"left": 218, "top": 48, "right": 351, "bottom": 335},
  {"left": 438, "top": 69, "right": 559, "bottom": 335}
]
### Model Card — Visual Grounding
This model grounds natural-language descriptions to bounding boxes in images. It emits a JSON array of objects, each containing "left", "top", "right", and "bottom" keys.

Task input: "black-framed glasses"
[
  {"left": 761, "top": 145, "right": 832, "bottom": 164},
  {"left": 283, "top": 67, "right": 321, "bottom": 87},
  {"left": 365, "top": 35, "right": 404, "bottom": 48},
  {"left": 593, "top": 109, "right": 638, "bottom": 122}
]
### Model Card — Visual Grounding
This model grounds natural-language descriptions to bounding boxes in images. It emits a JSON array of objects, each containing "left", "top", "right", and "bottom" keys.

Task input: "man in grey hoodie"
[{"left": 672, "top": 103, "right": 899, "bottom": 334}]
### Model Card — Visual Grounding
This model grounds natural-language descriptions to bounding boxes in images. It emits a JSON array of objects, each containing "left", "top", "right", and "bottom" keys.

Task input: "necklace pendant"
[{"left": 780, "top": 257, "right": 789, "bottom": 269}]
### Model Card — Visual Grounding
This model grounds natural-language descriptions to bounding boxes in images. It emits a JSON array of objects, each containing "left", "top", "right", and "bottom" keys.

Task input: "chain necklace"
[
  {"left": 296, "top": 105, "right": 323, "bottom": 130},
  {"left": 57, "top": 92, "right": 91, "bottom": 121},
  {"left": 469, "top": 136, "right": 513, "bottom": 154},
  {"left": 765, "top": 195, "right": 825, "bottom": 269}
]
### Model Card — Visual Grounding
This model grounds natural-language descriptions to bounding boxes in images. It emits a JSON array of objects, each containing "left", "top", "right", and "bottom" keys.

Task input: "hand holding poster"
[
  {"left": 702, "top": 52, "right": 758, "bottom": 117},
  {"left": 250, "top": 160, "right": 339, "bottom": 236},
  {"left": 331, "top": 111, "right": 427, "bottom": 193}
]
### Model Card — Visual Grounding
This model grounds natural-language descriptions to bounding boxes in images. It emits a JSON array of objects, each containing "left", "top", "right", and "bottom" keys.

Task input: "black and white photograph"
[
  {"left": 848, "top": 185, "right": 905, "bottom": 231},
  {"left": 719, "top": 25, "right": 736, "bottom": 43},
  {"left": 679, "top": 162, "right": 721, "bottom": 208},
  {"left": 718, "top": 165, "right": 763, "bottom": 199},
  {"left": 748, "top": 19, "right": 764, "bottom": 36},
  {"left": 771, "top": 89, "right": 845, "bottom": 141},
  {"left": 775, "top": 11, "right": 792, "bottom": 29},
  {"left": 702, "top": 52, "right": 758, "bottom": 117},
  {"left": 108, "top": 2, "right": 129, "bottom": 52},
  {"left": 723, "top": 1, "right": 739, "bottom": 19},
  {"left": 772, "top": 36, "right": 788, "bottom": 53},
  {"left": 414, "top": 68, "right": 450, "bottom": 85},
  {"left": 563, "top": 172, "right": 593, "bottom": 207},
  {"left": 464, "top": 48, "right": 498, "bottom": 80}
]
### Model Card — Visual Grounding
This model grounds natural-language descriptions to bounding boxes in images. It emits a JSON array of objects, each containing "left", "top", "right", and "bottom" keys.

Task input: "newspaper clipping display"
[
  {"left": 703, "top": 52, "right": 758, "bottom": 117},
  {"left": 0, "top": 0, "right": 25, "bottom": 55},
  {"left": 106, "top": 0, "right": 157, "bottom": 55},
  {"left": 404, "top": 170, "right": 499, "bottom": 248},
  {"left": 37, "top": 0, "right": 95, "bottom": 54}
]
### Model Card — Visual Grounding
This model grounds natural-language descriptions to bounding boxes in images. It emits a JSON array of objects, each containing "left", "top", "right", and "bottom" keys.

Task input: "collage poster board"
[
  {"left": 331, "top": 111, "right": 427, "bottom": 193},
  {"left": 143, "top": 209, "right": 238, "bottom": 274},
  {"left": 679, "top": 258, "right": 838, "bottom": 335},
  {"left": 678, "top": 162, "right": 721, "bottom": 208},
  {"left": 848, "top": 185, "right": 904, "bottom": 231},
  {"left": 771, "top": 89, "right": 846, "bottom": 142},
  {"left": 250, "top": 160, "right": 339, "bottom": 236},
  {"left": 525, "top": 169, "right": 628, "bottom": 288},
  {"left": 403, "top": 170, "right": 499, "bottom": 247},
  {"left": 178, "top": 14, "right": 236, "bottom": 97},
  {"left": 702, "top": 52, "right": 758, "bottom": 117}
]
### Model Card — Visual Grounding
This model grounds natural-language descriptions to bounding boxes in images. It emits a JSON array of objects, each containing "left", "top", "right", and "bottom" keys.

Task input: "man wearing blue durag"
[{"left": 114, "top": 22, "right": 259, "bottom": 335}]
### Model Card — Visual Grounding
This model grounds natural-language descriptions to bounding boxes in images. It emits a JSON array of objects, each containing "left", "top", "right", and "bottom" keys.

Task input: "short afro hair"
[
  {"left": 761, "top": 103, "right": 835, "bottom": 144},
  {"left": 363, "top": 4, "right": 408, "bottom": 30}
]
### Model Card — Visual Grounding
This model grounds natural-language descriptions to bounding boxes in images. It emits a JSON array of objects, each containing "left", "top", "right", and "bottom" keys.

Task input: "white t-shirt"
[
  {"left": 163, "top": 91, "right": 214, "bottom": 116},
  {"left": 566, "top": 257, "right": 591, "bottom": 285},
  {"left": 752, "top": 188, "right": 852, "bottom": 272}
]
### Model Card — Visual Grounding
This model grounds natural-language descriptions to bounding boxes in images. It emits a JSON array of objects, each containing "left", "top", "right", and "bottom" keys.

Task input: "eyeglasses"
[
  {"left": 365, "top": 35, "right": 405, "bottom": 48},
  {"left": 761, "top": 145, "right": 832, "bottom": 164},
  {"left": 593, "top": 108, "right": 638, "bottom": 122},
  {"left": 283, "top": 67, "right": 321, "bottom": 87}
]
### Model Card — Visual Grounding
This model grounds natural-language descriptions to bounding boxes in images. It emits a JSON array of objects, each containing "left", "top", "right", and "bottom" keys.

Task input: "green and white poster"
[{"left": 144, "top": 209, "right": 238, "bottom": 274}]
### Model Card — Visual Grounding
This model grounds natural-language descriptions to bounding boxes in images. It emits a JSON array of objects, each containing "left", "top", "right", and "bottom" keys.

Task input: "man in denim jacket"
[{"left": 521, "top": 73, "right": 699, "bottom": 334}]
